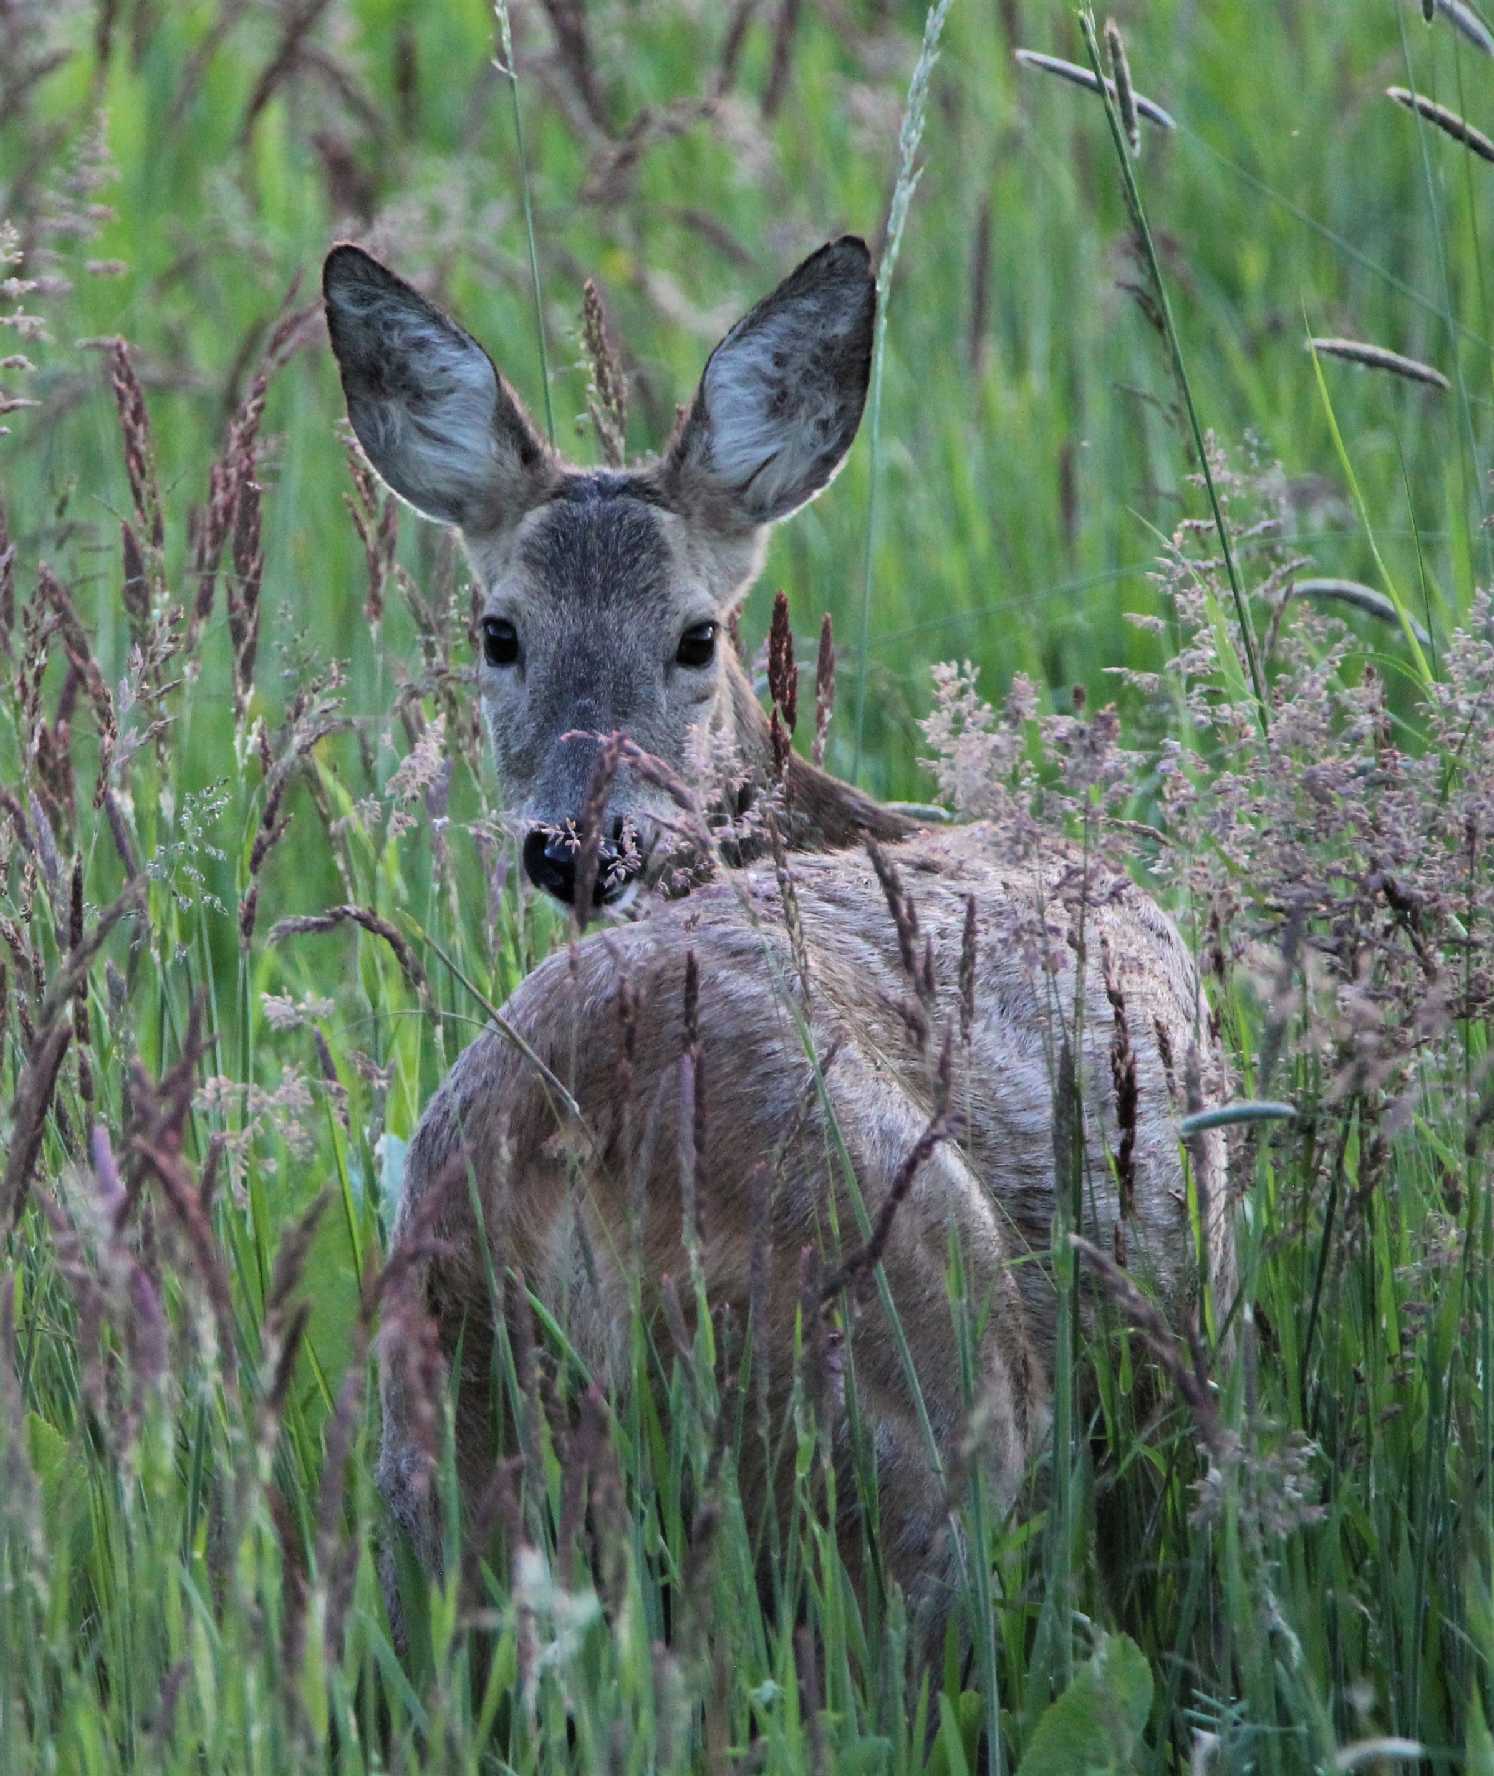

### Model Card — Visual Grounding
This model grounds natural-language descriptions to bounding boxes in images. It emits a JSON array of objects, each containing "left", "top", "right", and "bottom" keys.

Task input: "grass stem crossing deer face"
[{"left": 324, "top": 238, "right": 879, "bottom": 909}]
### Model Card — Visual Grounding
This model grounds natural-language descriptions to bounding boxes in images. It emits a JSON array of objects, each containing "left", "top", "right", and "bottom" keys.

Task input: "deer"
[{"left": 323, "top": 235, "right": 1235, "bottom": 1655}]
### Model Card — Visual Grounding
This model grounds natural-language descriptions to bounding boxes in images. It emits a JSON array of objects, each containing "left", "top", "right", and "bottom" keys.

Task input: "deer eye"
[
  {"left": 482, "top": 617, "right": 520, "bottom": 668},
  {"left": 675, "top": 621, "right": 717, "bottom": 669}
]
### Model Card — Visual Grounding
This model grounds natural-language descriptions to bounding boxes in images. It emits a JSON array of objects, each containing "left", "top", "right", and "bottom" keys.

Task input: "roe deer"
[{"left": 324, "top": 236, "right": 1234, "bottom": 1648}]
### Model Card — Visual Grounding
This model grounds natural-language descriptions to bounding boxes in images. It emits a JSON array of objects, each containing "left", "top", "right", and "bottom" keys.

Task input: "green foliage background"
[{"left": 3, "top": 1, "right": 1494, "bottom": 1771}]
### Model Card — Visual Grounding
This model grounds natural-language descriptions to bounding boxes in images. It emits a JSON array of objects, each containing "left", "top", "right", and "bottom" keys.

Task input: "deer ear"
[
  {"left": 661, "top": 236, "right": 875, "bottom": 527},
  {"left": 323, "top": 244, "right": 551, "bottom": 530}
]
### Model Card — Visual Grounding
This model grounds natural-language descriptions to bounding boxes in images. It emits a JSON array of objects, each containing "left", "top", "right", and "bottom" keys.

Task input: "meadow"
[{"left": 3, "top": 0, "right": 1494, "bottom": 1769}]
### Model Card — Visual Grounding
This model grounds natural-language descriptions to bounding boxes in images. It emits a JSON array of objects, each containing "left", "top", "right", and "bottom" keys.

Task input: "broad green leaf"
[{"left": 1016, "top": 1632, "right": 1153, "bottom": 1776}]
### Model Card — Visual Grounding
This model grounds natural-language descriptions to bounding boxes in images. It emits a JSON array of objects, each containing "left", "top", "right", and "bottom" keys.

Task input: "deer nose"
[{"left": 521, "top": 824, "right": 630, "bottom": 908}]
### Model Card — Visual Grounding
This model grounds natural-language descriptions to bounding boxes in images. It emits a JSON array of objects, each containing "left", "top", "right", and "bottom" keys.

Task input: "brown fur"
[{"left": 378, "top": 795, "right": 1233, "bottom": 1651}]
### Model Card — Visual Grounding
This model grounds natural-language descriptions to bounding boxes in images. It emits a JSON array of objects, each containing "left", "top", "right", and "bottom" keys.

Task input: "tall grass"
[{"left": 3, "top": 1, "right": 1494, "bottom": 1770}]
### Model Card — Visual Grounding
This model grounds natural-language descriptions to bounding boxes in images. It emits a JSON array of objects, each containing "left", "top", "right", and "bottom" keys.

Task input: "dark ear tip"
[
  {"left": 823, "top": 234, "right": 873, "bottom": 279},
  {"left": 322, "top": 241, "right": 388, "bottom": 298}
]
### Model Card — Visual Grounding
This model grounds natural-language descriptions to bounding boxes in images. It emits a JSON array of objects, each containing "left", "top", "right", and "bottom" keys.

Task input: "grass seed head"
[
  {"left": 581, "top": 276, "right": 628, "bottom": 468},
  {"left": 1014, "top": 46, "right": 1177, "bottom": 131},
  {"left": 1105, "top": 17, "right": 1141, "bottom": 153},
  {"left": 1386, "top": 85, "right": 1494, "bottom": 162},
  {"left": 107, "top": 338, "right": 163, "bottom": 552},
  {"left": 1421, "top": 0, "right": 1494, "bottom": 55},
  {"left": 1309, "top": 334, "right": 1449, "bottom": 391},
  {"left": 768, "top": 594, "right": 797, "bottom": 732},
  {"left": 812, "top": 611, "right": 835, "bottom": 768}
]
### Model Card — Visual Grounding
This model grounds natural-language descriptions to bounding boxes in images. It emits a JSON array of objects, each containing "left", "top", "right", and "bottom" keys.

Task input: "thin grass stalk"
[
  {"left": 1305, "top": 338, "right": 1434, "bottom": 688},
  {"left": 494, "top": 2, "right": 556, "bottom": 447},
  {"left": 950, "top": 1230, "right": 1005, "bottom": 1776},
  {"left": 852, "top": 0, "right": 953, "bottom": 779},
  {"left": 1451, "top": 24, "right": 1494, "bottom": 391},
  {"left": 1391, "top": 8, "right": 1494, "bottom": 587},
  {"left": 1393, "top": 440, "right": 1441, "bottom": 677},
  {"left": 1079, "top": 11, "right": 1270, "bottom": 734}
]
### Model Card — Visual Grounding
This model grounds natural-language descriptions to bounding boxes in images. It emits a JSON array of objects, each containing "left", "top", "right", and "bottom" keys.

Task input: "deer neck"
[{"left": 716, "top": 650, "right": 920, "bottom": 858}]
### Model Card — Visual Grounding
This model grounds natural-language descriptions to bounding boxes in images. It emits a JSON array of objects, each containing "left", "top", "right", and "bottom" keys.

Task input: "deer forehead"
[{"left": 467, "top": 473, "right": 765, "bottom": 629}]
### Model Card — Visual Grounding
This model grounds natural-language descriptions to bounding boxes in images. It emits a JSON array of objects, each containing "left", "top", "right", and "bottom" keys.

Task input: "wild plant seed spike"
[
  {"left": 1104, "top": 18, "right": 1141, "bottom": 154},
  {"left": 1284, "top": 577, "right": 1433, "bottom": 644},
  {"left": 1308, "top": 335, "right": 1450, "bottom": 390},
  {"left": 1179, "top": 1101, "right": 1296, "bottom": 1135},
  {"left": 1423, "top": 0, "right": 1494, "bottom": 55},
  {"left": 1386, "top": 85, "right": 1494, "bottom": 162},
  {"left": 1014, "top": 47, "right": 1177, "bottom": 131}
]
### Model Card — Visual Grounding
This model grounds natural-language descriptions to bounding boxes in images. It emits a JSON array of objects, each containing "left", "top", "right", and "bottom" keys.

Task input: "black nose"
[{"left": 521, "top": 824, "right": 631, "bottom": 908}]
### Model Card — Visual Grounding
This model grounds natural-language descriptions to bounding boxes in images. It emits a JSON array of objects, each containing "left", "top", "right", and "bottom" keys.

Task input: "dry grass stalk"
[
  {"left": 767, "top": 590, "right": 798, "bottom": 784},
  {"left": 763, "top": 0, "right": 803, "bottom": 118},
  {"left": 238, "top": 0, "right": 337, "bottom": 143},
  {"left": 128, "top": 1115, "right": 240, "bottom": 1394},
  {"left": 315, "top": 1341, "right": 371, "bottom": 1662},
  {"left": 269, "top": 903, "right": 427, "bottom": 996},
  {"left": 69, "top": 859, "right": 92, "bottom": 1105},
  {"left": 1104, "top": 17, "right": 1140, "bottom": 153},
  {"left": 1070, "top": 1232, "right": 1224, "bottom": 1458},
  {"left": 959, "top": 892, "right": 977, "bottom": 1046},
  {"left": 3, "top": 1020, "right": 72, "bottom": 1232},
  {"left": 2, "top": 876, "right": 143, "bottom": 1230},
  {"left": 1386, "top": 85, "right": 1494, "bottom": 161},
  {"left": 107, "top": 338, "right": 164, "bottom": 552},
  {"left": 818, "top": 1035, "right": 958, "bottom": 1306},
  {"left": 228, "top": 467, "right": 263, "bottom": 728},
  {"left": 581, "top": 278, "right": 627, "bottom": 468},
  {"left": 714, "top": 0, "right": 760, "bottom": 95},
  {"left": 581, "top": 99, "right": 718, "bottom": 206},
  {"left": 572, "top": 732, "right": 620, "bottom": 928},
  {"left": 766, "top": 803, "right": 813, "bottom": 1002},
  {"left": 238, "top": 685, "right": 351, "bottom": 946},
  {"left": 767, "top": 591, "right": 798, "bottom": 735},
  {"left": 677, "top": 959, "right": 706, "bottom": 1284},
  {"left": 540, "top": 0, "right": 613, "bottom": 137},
  {"left": 1014, "top": 47, "right": 1177, "bottom": 131},
  {"left": 189, "top": 290, "right": 317, "bottom": 655},
  {"left": 812, "top": 613, "right": 835, "bottom": 768},
  {"left": 1309, "top": 335, "right": 1450, "bottom": 391},
  {"left": 1100, "top": 935, "right": 1138, "bottom": 1219},
  {"left": 376, "top": 1291, "right": 446, "bottom": 1518},
  {"left": 342, "top": 431, "right": 398, "bottom": 628},
  {"left": 119, "top": 521, "right": 149, "bottom": 649},
  {"left": 865, "top": 836, "right": 935, "bottom": 1027},
  {"left": 38, "top": 564, "right": 117, "bottom": 793},
  {"left": 0, "top": 497, "right": 14, "bottom": 652}
]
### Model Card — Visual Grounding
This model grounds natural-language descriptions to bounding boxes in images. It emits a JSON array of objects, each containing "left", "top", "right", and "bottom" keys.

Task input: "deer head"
[{"left": 323, "top": 237, "right": 875, "bottom": 911}]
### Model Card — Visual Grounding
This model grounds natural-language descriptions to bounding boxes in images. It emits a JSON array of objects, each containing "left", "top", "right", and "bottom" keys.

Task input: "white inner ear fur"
[
  {"left": 700, "top": 301, "right": 860, "bottom": 520},
  {"left": 337, "top": 283, "right": 513, "bottom": 525}
]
